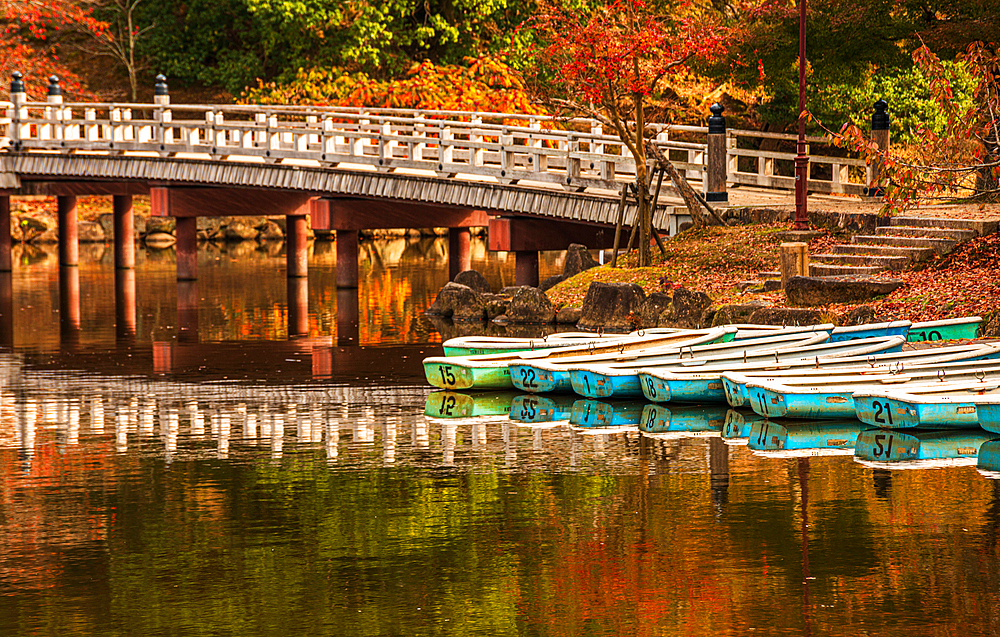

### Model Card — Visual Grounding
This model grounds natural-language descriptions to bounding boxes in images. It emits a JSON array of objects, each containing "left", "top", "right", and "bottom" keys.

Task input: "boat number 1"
[
  {"left": 439, "top": 395, "right": 456, "bottom": 416},
  {"left": 872, "top": 400, "right": 894, "bottom": 426},
  {"left": 438, "top": 366, "right": 456, "bottom": 386},
  {"left": 872, "top": 433, "right": 895, "bottom": 458},
  {"left": 519, "top": 368, "right": 537, "bottom": 388}
]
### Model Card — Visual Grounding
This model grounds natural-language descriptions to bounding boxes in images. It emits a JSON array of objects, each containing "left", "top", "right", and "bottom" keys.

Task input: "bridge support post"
[
  {"left": 287, "top": 277, "right": 309, "bottom": 336},
  {"left": 177, "top": 280, "right": 199, "bottom": 343},
  {"left": 176, "top": 217, "right": 198, "bottom": 280},
  {"left": 337, "top": 288, "right": 359, "bottom": 345},
  {"left": 706, "top": 103, "right": 729, "bottom": 204},
  {"left": 448, "top": 228, "right": 472, "bottom": 280},
  {"left": 515, "top": 251, "right": 539, "bottom": 287},
  {"left": 286, "top": 214, "right": 308, "bottom": 278},
  {"left": 57, "top": 195, "right": 78, "bottom": 267},
  {"left": 0, "top": 194, "right": 11, "bottom": 272},
  {"left": 115, "top": 269, "right": 137, "bottom": 340},
  {"left": 336, "top": 230, "right": 359, "bottom": 288},
  {"left": 59, "top": 265, "right": 81, "bottom": 347},
  {"left": 113, "top": 194, "right": 135, "bottom": 269},
  {"left": 0, "top": 271, "right": 12, "bottom": 348}
]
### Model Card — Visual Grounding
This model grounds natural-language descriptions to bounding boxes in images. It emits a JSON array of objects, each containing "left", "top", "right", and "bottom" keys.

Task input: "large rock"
[
  {"left": 506, "top": 287, "right": 556, "bottom": 324},
  {"left": 555, "top": 307, "right": 583, "bottom": 324},
  {"left": 78, "top": 221, "right": 105, "bottom": 243},
  {"left": 12, "top": 215, "right": 49, "bottom": 243},
  {"left": 578, "top": 281, "right": 646, "bottom": 332},
  {"left": 564, "top": 244, "right": 598, "bottom": 277},
  {"left": 539, "top": 274, "right": 566, "bottom": 292},
  {"left": 425, "top": 282, "right": 487, "bottom": 321},
  {"left": 257, "top": 220, "right": 284, "bottom": 241},
  {"left": 840, "top": 305, "right": 878, "bottom": 326},
  {"left": 637, "top": 292, "right": 673, "bottom": 328},
  {"left": 482, "top": 293, "right": 510, "bottom": 320},
  {"left": 747, "top": 307, "right": 825, "bottom": 326},
  {"left": 147, "top": 216, "right": 176, "bottom": 234},
  {"left": 665, "top": 287, "right": 713, "bottom": 328},
  {"left": 785, "top": 275, "right": 904, "bottom": 306},
  {"left": 221, "top": 219, "right": 258, "bottom": 241},
  {"left": 144, "top": 231, "right": 176, "bottom": 248},
  {"left": 453, "top": 269, "right": 492, "bottom": 294},
  {"left": 712, "top": 302, "right": 772, "bottom": 327},
  {"left": 982, "top": 311, "right": 1000, "bottom": 338}
]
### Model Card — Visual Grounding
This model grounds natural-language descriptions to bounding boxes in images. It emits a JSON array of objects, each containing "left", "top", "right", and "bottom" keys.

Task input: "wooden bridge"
[{"left": 0, "top": 77, "right": 872, "bottom": 286}]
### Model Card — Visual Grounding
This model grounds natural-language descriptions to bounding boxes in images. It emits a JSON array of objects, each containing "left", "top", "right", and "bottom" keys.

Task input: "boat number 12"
[
  {"left": 438, "top": 366, "right": 456, "bottom": 386},
  {"left": 439, "top": 395, "right": 456, "bottom": 416},
  {"left": 871, "top": 400, "right": 894, "bottom": 426}
]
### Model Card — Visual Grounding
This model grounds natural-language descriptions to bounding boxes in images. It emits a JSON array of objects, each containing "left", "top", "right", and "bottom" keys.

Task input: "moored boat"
[
  {"left": 639, "top": 404, "right": 728, "bottom": 439},
  {"left": 747, "top": 420, "right": 872, "bottom": 457},
  {"left": 424, "top": 390, "right": 519, "bottom": 419},
  {"left": 907, "top": 316, "right": 982, "bottom": 342},
  {"left": 853, "top": 378, "right": 1000, "bottom": 429},
  {"left": 854, "top": 428, "right": 999, "bottom": 468},
  {"left": 570, "top": 399, "right": 645, "bottom": 432}
]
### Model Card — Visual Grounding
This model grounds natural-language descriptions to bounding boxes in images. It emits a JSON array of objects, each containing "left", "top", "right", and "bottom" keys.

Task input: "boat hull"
[{"left": 855, "top": 428, "right": 997, "bottom": 466}]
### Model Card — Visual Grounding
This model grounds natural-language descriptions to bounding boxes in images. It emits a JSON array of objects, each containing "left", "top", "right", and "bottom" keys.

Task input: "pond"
[{"left": 1, "top": 238, "right": 999, "bottom": 636}]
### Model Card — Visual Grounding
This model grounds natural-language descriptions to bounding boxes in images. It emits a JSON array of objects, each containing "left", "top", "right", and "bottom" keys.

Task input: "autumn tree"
[{"left": 522, "top": 0, "right": 729, "bottom": 266}]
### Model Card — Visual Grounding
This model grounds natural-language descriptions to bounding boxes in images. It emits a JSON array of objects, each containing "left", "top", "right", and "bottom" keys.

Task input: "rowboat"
[
  {"left": 828, "top": 320, "right": 910, "bottom": 342},
  {"left": 722, "top": 409, "right": 766, "bottom": 444},
  {"left": 509, "top": 393, "right": 576, "bottom": 425},
  {"left": 442, "top": 331, "right": 665, "bottom": 357},
  {"left": 424, "top": 390, "right": 518, "bottom": 419},
  {"left": 423, "top": 325, "right": 737, "bottom": 390},
  {"left": 747, "top": 419, "right": 872, "bottom": 457},
  {"left": 568, "top": 331, "right": 833, "bottom": 399},
  {"left": 976, "top": 440, "right": 1000, "bottom": 477},
  {"left": 569, "top": 399, "right": 645, "bottom": 432},
  {"left": 638, "top": 335, "right": 905, "bottom": 404},
  {"left": 854, "top": 428, "right": 999, "bottom": 468},
  {"left": 907, "top": 316, "right": 982, "bottom": 342},
  {"left": 742, "top": 364, "right": 1000, "bottom": 420},
  {"left": 854, "top": 378, "right": 1000, "bottom": 429},
  {"left": 638, "top": 404, "right": 727, "bottom": 439},
  {"left": 973, "top": 397, "right": 1000, "bottom": 434},
  {"left": 721, "top": 343, "right": 1000, "bottom": 408}
]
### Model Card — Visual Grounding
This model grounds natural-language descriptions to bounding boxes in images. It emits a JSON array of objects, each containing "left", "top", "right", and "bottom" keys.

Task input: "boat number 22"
[
  {"left": 519, "top": 368, "right": 537, "bottom": 388},
  {"left": 871, "top": 400, "right": 894, "bottom": 426}
]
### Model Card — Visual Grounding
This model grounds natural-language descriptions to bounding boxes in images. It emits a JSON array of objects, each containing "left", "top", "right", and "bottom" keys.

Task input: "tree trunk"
[
  {"left": 634, "top": 92, "right": 650, "bottom": 266},
  {"left": 976, "top": 139, "right": 1000, "bottom": 200}
]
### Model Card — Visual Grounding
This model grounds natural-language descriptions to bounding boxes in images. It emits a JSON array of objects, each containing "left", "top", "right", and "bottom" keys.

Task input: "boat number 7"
[
  {"left": 438, "top": 366, "right": 456, "bottom": 386},
  {"left": 872, "top": 400, "right": 894, "bottom": 426}
]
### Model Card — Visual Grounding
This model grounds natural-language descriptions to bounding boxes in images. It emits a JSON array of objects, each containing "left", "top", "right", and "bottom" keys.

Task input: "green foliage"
[{"left": 811, "top": 61, "right": 978, "bottom": 144}]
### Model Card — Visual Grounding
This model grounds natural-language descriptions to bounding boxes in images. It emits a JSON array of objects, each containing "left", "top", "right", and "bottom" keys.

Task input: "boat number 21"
[{"left": 871, "top": 400, "right": 894, "bottom": 426}]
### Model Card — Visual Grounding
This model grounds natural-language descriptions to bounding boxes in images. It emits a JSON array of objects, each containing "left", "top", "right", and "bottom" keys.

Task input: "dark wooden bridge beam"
[
  {"left": 310, "top": 197, "right": 488, "bottom": 231},
  {"left": 487, "top": 216, "right": 617, "bottom": 252},
  {"left": 18, "top": 180, "right": 150, "bottom": 197},
  {"left": 0, "top": 192, "right": 11, "bottom": 272}
]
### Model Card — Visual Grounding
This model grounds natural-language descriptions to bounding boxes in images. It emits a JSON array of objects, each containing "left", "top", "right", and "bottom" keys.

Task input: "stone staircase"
[{"left": 809, "top": 217, "right": 997, "bottom": 276}]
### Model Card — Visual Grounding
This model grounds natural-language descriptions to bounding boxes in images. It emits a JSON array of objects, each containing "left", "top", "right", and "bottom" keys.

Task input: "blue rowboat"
[
  {"left": 828, "top": 320, "right": 911, "bottom": 342},
  {"left": 854, "top": 378, "right": 1000, "bottom": 429},
  {"left": 568, "top": 331, "right": 831, "bottom": 399},
  {"left": 638, "top": 335, "right": 905, "bottom": 404},
  {"left": 722, "top": 409, "right": 766, "bottom": 444},
  {"left": 509, "top": 393, "right": 576, "bottom": 425},
  {"left": 976, "top": 440, "right": 1000, "bottom": 477},
  {"left": 424, "top": 390, "right": 518, "bottom": 419},
  {"left": 974, "top": 397, "right": 1000, "bottom": 434},
  {"left": 720, "top": 342, "right": 1000, "bottom": 408},
  {"left": 742, "top": 363, "right": 1000, "bottom": 420},
  {"left": 855, "top": 428, "right": 999, "bottom": 468},
  {"left": 443, "top": 332, "right": 628, "bottom": 357},
  {"left": 639, "top": 404, "right": 728, "bottom": 439},
  {"left": 569, "top": 399, "right": 646, "bottom": 432},
  {"left": 507, "top": 326, "right": 735, "bottom": 393},
  {"left": 424, "top": 325, "right": 736, "bottom": 390},
  {"left": 907, "top": 316, "right": 982, "bottom": 343},
  {"left": 747, "top": 419, "right": 872, "bottom": 457}
]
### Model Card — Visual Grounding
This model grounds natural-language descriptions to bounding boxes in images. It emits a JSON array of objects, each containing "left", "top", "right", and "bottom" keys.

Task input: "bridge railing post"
[
  {"left": 440, "top": 123, "right": 454, "bottom": 168},
  {"left": 153, "top": 75, "right": 172, "bottom": 150},
  {"left": 322, "top": 113, "right": 336, "bottom": 159},
  {"left": 471, "top": 115, "right": 484, "bottom": 166},
  {"left": 565, "top": 134, "right": 581, "bottom": 186},
  {"left": 306, "top": 114, "right": 318, "bottom": 149},
  {"left": 411, "top": 113, "right": 426, "bottom": 162},
  {"left": 8, "top": 72, "right": 27, "bottom": 148},
  {"left": 529, "top": 119, "right": 547, "bottom": 173},
  {"left": 500, "top": 128, "right": 514, "bottom": 179},
  {"left": 865, "top": 98, "right": 890, "bottom": 197},
  {"left": 352, "top": 111, "right": 368, "bottom": 157},
  {"left": 268, "top": 113, "right": 280, "bottom": 155},
  {"left": 41, "top": 76, "right": 64, "bottom": 141}
]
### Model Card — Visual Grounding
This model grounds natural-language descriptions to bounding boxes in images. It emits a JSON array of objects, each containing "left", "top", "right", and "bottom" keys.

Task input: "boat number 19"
[{"left": 871, "top": 400, "right": 894, "bottom": 426}]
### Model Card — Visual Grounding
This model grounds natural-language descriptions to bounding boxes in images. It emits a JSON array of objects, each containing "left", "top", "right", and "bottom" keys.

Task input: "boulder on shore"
[
  {"left": 636, "top": 292, "right": 673, "bottom": 328},
  {"left": 453, "top": 269, "right": 492, "bottom": 294},
  {"left": 506, "top": 287, "right": 556, "bottom": 323},
  {"left": 578, "top": 281, "right": 646, "bottom": 332},
  {"left": 425, "top": 282, "right": 487, "bottom": 321},
  {"left": 563, "top": 244, "right": 598, "bottom": 277},
  {"left": 664, "top": 287, "right": 713, "bottom": 328},
  {"left": 785, "top": 275, "right": 904, "bottom": 306},
  {"left": 712, "top": 302, "right": 772, "bottom": 327},
  {"left": 747, "top": 307, "right": 825, "bottom": 326}
]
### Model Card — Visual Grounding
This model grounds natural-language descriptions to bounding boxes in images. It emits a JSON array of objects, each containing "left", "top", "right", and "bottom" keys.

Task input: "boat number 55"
[{"left": 438, "top": 366, "right": 456, "bottom": 386}]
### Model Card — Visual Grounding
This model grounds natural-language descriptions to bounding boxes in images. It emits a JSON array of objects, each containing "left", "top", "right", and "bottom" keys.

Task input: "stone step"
[
  {"left": 809, "top": 263, "right": 884, "bottom": 277},
  {"left": 889, "top": 216, "right": 998, "bottom": 236},
  {"left": 810, "top": 252, "right": 912, "bottom": 270},
  {"left": 874, "top": 225, "right": 976, "bottom": 241},
  {"left": 835, "top": 242, "right": 936, "bottom": 261},
  {"left": 855, "top": 234, "right": 958, "bottom": 254}
]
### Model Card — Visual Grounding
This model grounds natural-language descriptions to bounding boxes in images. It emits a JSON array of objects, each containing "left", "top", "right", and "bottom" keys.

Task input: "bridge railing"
[{"left": 1, "top": 99, "right": 866, "bottom": 196}]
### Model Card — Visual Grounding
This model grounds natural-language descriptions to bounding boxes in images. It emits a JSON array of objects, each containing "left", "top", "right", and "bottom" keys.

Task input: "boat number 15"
[{"left": 438, "top": 366, "right": 456, "bottom": 386}]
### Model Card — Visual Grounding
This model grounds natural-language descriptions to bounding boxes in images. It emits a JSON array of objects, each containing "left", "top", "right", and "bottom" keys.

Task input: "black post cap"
[
  {"left": 872, "top": 98, "right": 889, "bottom": 131},
  {"left": 708, "top": 102, "right": 726, "bottom": 134},
  {"left": 154, "top": 74, "right": 169, "bottom": 96},
  {"left": 10, "top": 71, "right": 24, "bottom": 94},
  {"left": 47, "top": 75, "right": 61, "bottom": 96}
]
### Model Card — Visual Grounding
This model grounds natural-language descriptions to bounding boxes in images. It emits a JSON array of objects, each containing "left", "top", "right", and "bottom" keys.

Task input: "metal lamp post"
[{"left": 793, "top": 0, "right": 809, "bottom": 230}]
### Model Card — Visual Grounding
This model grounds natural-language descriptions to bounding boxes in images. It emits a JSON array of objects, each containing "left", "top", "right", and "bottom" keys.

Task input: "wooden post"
[
  {"left": 336, "top": 288, "right": 359, "bottom": 345},
  {"left": 175, "top": 217, "right": 197, "bottom": 280},
  {"left": 515, "top": 250, "right": 539, "bottom": 287},
  {"left": 286, "top": 214, "right": 308, "bottom": 277},
  {"left": 448, "top": 228, "right": 472, "bottom": 280},
  {"left": 0, "top": 194, "right": 11, "bottom": 272},
  {"left": 115, "top": 268, "right": 137, "bottom": 339},
  {"left": 336, "top": 229, "right": 359, "bottom": 288},
  {"left": 177, "top": 280, "right": 198, "bottom": 343},
  {"left": 0, "top": 271, "right": 12, "bottom": 348},
  {"left": 780, "top": 242, "right": 809, "bottom": 287},
  {"left": 57, "top": 195, "right": 78, "bottom": 267},
  {"left": 113, "top": 194, "right": 134, "bottom": 269},
  {"left": 706, "top": 103, "right": 728, "bottom": 204},
  {"left": 866, "top": 99, "right": 889, "bottom": 197},
  {"left": 59, "top": 265, "right": 81, "bottom": 345},
  {"left": 287, "top": 277, "right": 309, "bottom": 336}
]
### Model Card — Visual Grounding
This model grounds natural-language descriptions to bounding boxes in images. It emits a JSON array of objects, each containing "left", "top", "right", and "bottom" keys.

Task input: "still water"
[{"left": 2, "top": 238, "right": 1000, "bottom": 636}]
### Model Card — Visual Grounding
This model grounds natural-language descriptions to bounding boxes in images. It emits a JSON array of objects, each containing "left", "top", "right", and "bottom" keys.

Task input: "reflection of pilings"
[
  {"left": 442, "top": 420, "right": 456, "bottom": 465},
  {"left": 59, "top": 266, "right": 81, "bottom": 348},
  {"left": 217, "top": 412, "right": 230, "bottom": 459},
  {"left": 177, "top": 281, "right": 199, "bottom": 343},
  {"left": 798, "top": 458, "right": 812, "bottom": 637},
  {"left": 326, "top": 417, "right": 339, "bottom": 462},
  {"left": 336, "top": 288, "right": 359, "bottom": 345},
  {"left": 115, "top": 268, "right": 137, "bottom": 340},
  {"left": 115, "top": 404, "right": 128, "bottom": 453},
  {"left": 708, "top": 437, "right": 730, "bottom": 508},
  {"left": 0, "top": 271, "right": 13, "bottom": 347},
  {"left": 66, "top": 399, "right": 79, "bottom": 446},
  {"left": 503, "top": 422, "right": 517, "bottom": 466},
  {"left": 20, "top": 398, "right": 36, "bottom": 472},
  {"left": 271, "top": 410, "right": 284, "bottom": 459},
  {"left": 164, "top": 407, "right": 178, "bottom": 457},
  {"left": 384, "top": 415, "right": 397, "bottom": 465},
  {"left": 187, "top": 400, "right": 204, "bottom": 437},
  {"left": 533, "top": 428, "right": 543, "bottom": 451},
  {"left": 139, "top": 399, "right": 154, "bottom": 437},
  {"left": 287, "top": 277, "right": 309, "bottom": 337},
  {"left": 472, "top": 422, "right": 486, "bottom": 449},
  {"left": 413, "top": 415, "right": 429, "bottom": 448},
  {"left": 90, "top": 395, "right": 104, "bottom": 432}
]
